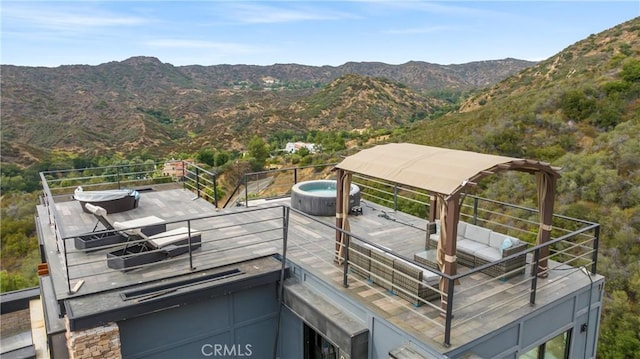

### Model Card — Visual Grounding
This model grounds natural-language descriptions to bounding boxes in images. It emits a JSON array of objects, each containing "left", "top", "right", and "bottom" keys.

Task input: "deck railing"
[
  {"left": 40, "top": 160, "right": 219, "bottom": 204},
  {"left": 39, "top": 163, "right": 599, "bottom": 347}
]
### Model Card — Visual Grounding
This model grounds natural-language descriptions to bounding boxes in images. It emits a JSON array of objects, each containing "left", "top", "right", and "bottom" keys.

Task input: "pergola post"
[
  {"left": 535, "top": 172, "right": 557, "bottom": 277},
  {"left": 439, "top": 193, "right": 460, "bottom": 311}
]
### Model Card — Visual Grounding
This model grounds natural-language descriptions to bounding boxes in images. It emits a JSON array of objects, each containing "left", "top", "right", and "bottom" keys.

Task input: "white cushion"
[
  {"left": 422, "top": 270, "right": 440, "bottom": 285},
  {"left": 457, "top": 221, "right": 467, "bottom": 236},
  {"left": 113, "top": 216, "right": 164, "bottom": 230},
  {"left": 464, "top": 224, "right": 492, "bottom": 245},
  {"left": 85, "top": 203, "right": 107, "bottom": 217},
  {"left": 148, "top": 227, "right": 200, "bottom": 248},
  {"left": 475, "top": 247, "right": 502, "bottom": 262},
  {"left": 489, "top": 232, "right": 507, "bottom": 249},
  {"left": 457, "top": 239, "right": 486, "bottom": 255},
  {"left": 434, "top": 219, "right": 441, "bottom": 235}
]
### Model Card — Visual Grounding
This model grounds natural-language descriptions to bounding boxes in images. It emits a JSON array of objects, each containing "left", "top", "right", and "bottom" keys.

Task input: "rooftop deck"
[{"left": 38, "top": 165, "right": 601, "bottom": 354}]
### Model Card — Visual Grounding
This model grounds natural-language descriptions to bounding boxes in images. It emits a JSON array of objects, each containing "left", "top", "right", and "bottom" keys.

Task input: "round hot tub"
[{"left": 291, "top": 180, "right": 361, "bottom": 216}]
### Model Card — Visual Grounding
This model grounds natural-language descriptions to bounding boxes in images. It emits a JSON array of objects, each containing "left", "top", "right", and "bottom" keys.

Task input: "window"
[{"left": 520, "top": 330, "right": 571, "bottom": 359}]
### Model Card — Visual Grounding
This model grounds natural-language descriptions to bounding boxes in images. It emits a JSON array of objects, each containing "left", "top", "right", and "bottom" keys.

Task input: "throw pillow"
[{"left": 500, "top": 237, "right": 513, "bottom": 255}]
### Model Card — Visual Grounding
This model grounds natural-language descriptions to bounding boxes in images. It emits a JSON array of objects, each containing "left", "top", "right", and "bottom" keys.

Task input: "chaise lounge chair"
[
  {"left": 106, "top": 226, "right": 202, "bottom": 271},
  {"left": 74, "top": 203, "right": 166, "bottom": 251},
  {"left": 79, "top": 203, "right": 202, "bottom": 271}
]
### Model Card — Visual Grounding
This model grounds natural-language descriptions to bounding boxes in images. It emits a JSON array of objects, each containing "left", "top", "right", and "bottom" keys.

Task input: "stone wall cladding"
[
  {"left": 1, "top": 309, "right": 31, "bottom": 336},
  {"left": 65, "top": 316, "right": 122, "bottom": 359}
]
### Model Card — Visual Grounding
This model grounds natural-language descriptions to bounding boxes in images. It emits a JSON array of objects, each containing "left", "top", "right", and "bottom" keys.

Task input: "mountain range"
[{"left": 0, "top": 57, "right": 534, "bottom": 166}]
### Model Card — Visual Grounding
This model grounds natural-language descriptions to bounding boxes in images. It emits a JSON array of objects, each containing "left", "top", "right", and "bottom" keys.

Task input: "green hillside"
[{"left": 397, "top": 17, "right": 640, "bottom": 357}]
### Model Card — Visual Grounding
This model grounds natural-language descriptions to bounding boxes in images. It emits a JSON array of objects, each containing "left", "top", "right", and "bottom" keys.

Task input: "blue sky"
[{"left": 1, "top": 1, "right": 638, "bottom": 67}]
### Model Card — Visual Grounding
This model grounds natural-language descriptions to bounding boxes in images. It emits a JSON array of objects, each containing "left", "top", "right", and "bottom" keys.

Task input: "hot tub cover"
[{"left": 73, "top": 187, "right": 139, "bottom": 202}]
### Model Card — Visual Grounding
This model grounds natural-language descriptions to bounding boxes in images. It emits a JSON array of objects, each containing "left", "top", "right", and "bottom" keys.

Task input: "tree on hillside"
[
  {"left": 247, "top": 135, "right": 269, "bottom": 170},
  {"left": 196, "top": 148, "right": 215, "bottom": 167}
]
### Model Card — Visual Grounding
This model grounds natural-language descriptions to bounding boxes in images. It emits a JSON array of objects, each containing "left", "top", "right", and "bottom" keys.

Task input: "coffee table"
[{"left": 414, "top": 249, "right": 439, "bottom": 270}]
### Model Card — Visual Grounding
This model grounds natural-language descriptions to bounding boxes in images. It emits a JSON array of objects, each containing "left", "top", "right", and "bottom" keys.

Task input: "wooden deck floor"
[{"left": 40, "top": 186, "right": 595, "bottom": 353}]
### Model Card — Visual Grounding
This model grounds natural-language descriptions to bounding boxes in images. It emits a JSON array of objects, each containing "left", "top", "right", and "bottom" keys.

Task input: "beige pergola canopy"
[
  {"left": 333, "top": 143, "right": 561, "bottom": 310},
  {"left": 335, "top": 143, "right": 560, "bottom": 197}
]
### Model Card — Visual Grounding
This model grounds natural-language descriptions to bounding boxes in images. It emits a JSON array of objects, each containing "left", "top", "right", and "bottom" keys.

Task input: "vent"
[{"left": 121, "top": 269, "right": 243, "bottom": 301}]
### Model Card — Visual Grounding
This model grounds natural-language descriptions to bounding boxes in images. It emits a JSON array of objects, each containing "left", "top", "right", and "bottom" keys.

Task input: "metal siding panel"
[
  {"left": 119, "top": 283, "right": 279, "bottom": 358},
  {"left": 279, "top": 307, "right": 304, "bottom": 359},
  {"left": 521, "top": 298, "right": 574, "bottom": 348}
]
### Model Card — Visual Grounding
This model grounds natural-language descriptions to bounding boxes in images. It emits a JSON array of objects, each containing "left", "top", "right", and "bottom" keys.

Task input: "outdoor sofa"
[
  {"left": 428, "top": 220, "right": 527, "bottom": 279},
  {"left": 349, "top": 241, "right": 440, "bottom": 306}
]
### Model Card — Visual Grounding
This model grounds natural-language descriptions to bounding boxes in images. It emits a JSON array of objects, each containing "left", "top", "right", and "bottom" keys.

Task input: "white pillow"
[{"left": 500, "top": 237, "right": 513, "bottom": 255}]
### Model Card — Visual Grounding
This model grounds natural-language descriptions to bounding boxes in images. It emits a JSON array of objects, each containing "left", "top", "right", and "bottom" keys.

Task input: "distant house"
[
  {"left": 261, "top": 76, "right": 279, "bottom": 85},
  {"left": 285, "top": 142, "right": 316, "bottom": 154},
  {"left": 162, "top": 160, "right": 186, "bottom": 178}
]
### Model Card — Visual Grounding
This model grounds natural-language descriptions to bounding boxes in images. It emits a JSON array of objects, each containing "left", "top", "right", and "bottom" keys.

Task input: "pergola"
[{"left": 334, "top": 143, "right": 561, "bottom": 309}]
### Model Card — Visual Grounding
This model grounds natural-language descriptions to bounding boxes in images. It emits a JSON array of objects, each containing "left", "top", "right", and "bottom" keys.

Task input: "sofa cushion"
[
  {"left": 457, "top": 221, "right": 467, "bottom": 236},
  {"left": 489, "top": 231, "right": 507, "bottom": 249},
  {"left": 457, "top": 239, "right": 487, "bottom": 256},
  {"left": 475, "top": 247, "right": 502, "bottom": 262},
  {"left": 464, "top": 224, "right": 492, "bottom": 245},
  {"left": 430, "top": 233, "right": 464, "bottom": 244},
  {"left": 422, "top": 270, "right": 440, "bottom": 286},
  {"left": 148, "top": 227, "right": 201, "bottom": 248}
]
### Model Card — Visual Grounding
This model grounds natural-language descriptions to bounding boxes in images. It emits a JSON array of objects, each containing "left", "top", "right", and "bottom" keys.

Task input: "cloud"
[
  {"left": 2, "top": 3, "right": 147, "bottom": 32},
  {"left": 225, "top": 3, "right": 358, "bottom": 24},
  {"left": 364, "top": 0, "right": 510, "bottom": 18}
]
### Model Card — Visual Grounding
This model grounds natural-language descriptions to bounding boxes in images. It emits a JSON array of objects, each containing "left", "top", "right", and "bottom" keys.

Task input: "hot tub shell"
[
  {"left": 73, "top": 188, "right": 140, "bottom": 214},
  {"left": 291, "top": 180, "right": 361, "bottom": 216}
]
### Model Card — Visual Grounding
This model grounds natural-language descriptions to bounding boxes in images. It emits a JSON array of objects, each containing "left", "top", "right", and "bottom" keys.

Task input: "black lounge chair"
[
  {"left": 74, "top": 204, "right": 166, "bottom": 251},
  {"left": 106, "top": 226, "right": 202, "bottom": 271}
]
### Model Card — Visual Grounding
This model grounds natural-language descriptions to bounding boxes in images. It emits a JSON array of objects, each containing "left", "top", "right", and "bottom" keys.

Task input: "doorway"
[{"left": 304, "top": 323, "right": 338, "bottom": 359}]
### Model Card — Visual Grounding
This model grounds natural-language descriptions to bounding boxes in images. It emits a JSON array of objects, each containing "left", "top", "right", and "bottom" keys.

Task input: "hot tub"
[
  {"left": 291, "top": 180, "right": 361, "bottom": 216},
  {"left": 73, "top": 187, "right": 140, "bottom": 214}
]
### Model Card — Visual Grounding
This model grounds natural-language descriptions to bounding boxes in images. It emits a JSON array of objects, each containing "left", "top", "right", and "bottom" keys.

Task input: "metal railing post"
[
  {"left": 274, "top": 206, "right": 290, "bottom": 359},
  {"left": 294, "top": 168, "right": 298, "bottom": 184},
  {"left": 591, "top": 225, "right": 600, "bottom": 274},
  {"left": 244, "top": 175, "right": 249, "bottom": 207},
  {"left": 473, "top": 197, "right": 479, "bottom": 225},
  {"left": 212, "top": 174, "right": 219, "bottom": 208},
  {"left": 116, "top": 167, "right": 121, "bottom": 189},
  {"left": 343, "top": 234, "right": 350, "bottom": 288},
  {"left": 195, "top": 167, "right": 201, "bottom": 199},
  {"left": 281, "top": 207, "right": 289, "bottom": 271},
  {"left": 187, "top": 220, "right": 194, "bottom": 270},
  {"left": 63, "top": 238, "right": 72, "bottom": 294},
  {"left": 393, "top": 184, "right": 398, "bottom": 211},
  {"left": 530, "top": 248, "right": 540, "bottom": 305},
  {"left": 443, "top": 276, "right": 455, "bottom": 347}
]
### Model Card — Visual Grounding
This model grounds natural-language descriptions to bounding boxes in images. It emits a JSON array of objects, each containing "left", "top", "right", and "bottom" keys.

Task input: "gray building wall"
[
  {"left": 118, "top": 282, "right": 279, "bottom": 359},
  {"left": 115, "top": 261, "right": 603, "bottom": 359},
  {"left": 285, "top": 262, "right": 604, "bottom": 359},
  {"left": 450, "top": 278, "right": 604, "bottom": 359}
]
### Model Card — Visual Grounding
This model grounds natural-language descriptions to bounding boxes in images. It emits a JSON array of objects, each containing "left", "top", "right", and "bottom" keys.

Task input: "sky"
[{"left": 1, "top": 1, "right": 639, "bottom": 68}]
